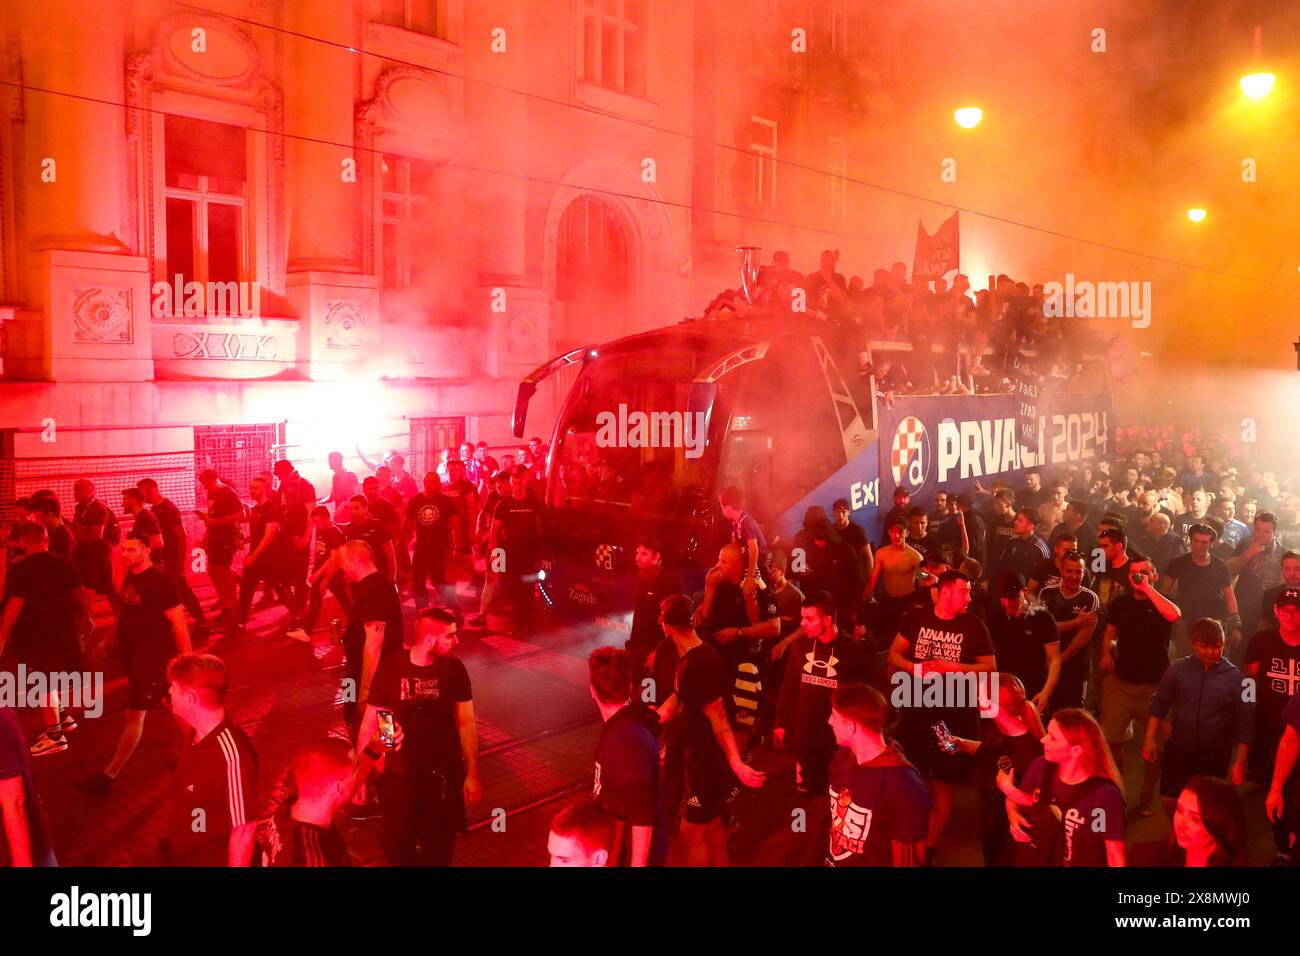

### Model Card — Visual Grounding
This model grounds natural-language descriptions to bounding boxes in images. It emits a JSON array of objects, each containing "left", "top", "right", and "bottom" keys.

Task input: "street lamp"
[
  {"left": 1186, "top": 208, "right": 1208, "bottom": 223},
  {"left": 1240, "top": 72, "right": 1276, "bottom": 99},
  {"left": 953, "top": 106, "right": 983, "bottom": 129}
]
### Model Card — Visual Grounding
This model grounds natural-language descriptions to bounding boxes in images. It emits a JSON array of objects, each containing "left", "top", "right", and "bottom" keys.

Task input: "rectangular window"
[
  {"left": 581, "top": 0, "right": 647, "bottom": 98},
  {"left": 377, "top": 0, "right": 440, "bottom": 36},
  {"left": 162, "top": 115, "right": 248, "bottom": 316},
  {"left": 380, "top": 154, "right": 433, "bottom": 292},
  {"left": 750, "top": 117, "right": 777, "bottom": 208},
  {"left": 828, "top": 136, "right": 848, "bottom": 220}
]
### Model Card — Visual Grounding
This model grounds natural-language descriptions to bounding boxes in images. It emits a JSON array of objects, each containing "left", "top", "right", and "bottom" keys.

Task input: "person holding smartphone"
[{"left": 356, "top": 608, "right": 481, "bottom": 866}]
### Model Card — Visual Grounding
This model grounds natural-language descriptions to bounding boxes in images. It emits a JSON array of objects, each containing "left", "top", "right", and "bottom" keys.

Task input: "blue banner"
[{"left": 877, "top": 391, "right": 1113, "bottom": 510}]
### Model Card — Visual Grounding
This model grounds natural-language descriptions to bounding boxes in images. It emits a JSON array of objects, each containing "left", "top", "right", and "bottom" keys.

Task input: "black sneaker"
[{"left": 75, "top": 772, "right": 116, "bottom": 796}]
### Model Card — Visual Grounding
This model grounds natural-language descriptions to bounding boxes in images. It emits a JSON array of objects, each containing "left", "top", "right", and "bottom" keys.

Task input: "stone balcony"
[{"left": 151, "top": 315, "right": 300, "bottom": 380}]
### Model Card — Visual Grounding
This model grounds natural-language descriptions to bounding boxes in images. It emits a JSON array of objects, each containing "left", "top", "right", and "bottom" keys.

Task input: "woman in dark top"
[
  {"left": 1130, "top": 776, "right": 1248, "bottom": 866},
  {"left": 951, "top": 674, "right": 1046, "bottom": 865}
]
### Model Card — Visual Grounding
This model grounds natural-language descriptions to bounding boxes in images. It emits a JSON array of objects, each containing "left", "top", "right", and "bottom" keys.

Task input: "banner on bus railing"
[{"left": 877, "top": 391, "right": 1112, "bottom": 507}]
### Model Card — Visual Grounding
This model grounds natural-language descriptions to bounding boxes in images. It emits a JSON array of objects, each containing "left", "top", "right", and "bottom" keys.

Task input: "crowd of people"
[
  {"left": 701, "top": 249, "right": 1106, "bottom": 397},
  {"left": 2, "top": 420, "right": 1299, "bottom": 869}
]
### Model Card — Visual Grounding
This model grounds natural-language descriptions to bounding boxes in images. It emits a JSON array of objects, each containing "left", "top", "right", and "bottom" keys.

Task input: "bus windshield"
[{"left": 548, "top": 348, "right": 719, "bottom": 560}]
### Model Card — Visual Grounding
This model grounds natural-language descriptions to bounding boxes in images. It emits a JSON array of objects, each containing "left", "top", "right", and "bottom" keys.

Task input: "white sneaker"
[
  {"left": 286, "top": 627, "right": 312, "bottom": 644},
  {"left": 30, "top": 733, "right": 69, "bottom": 757}
]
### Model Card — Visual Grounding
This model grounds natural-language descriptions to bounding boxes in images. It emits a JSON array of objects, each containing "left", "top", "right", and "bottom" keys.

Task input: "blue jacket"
[{"left": 1148, "top": 655, "right": 1254, "bottom": 754}]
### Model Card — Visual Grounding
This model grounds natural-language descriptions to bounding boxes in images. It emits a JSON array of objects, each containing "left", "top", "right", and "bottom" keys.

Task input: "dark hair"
[
  {"left": 660, "top": 594, "right": 695, "bottom": 629},
  {"left": 1019, "top": 506, "right": 1040, "bottom": 527},
  {"left": 1190, "top": 618, "right": 1225, "bottom": 648},
  {"left": 588, "top": 647, "right": 634, "bottom": 705},
  {"left": 720, "top": 485, "right": 745, "bottom": 508},
  {"left": 310, "top": 505, "right": 331, "bottom": 520},
  {"left": 30, "top": 497, "right": 61, "bottom": 518},
  {"left": 1167, "top": 776, "right": 1249, "bottom": 867},
  {"left": 994, "top": 489, "right": 1015, "bottom": 504},
  {"left": 906, "top": 505, "right": 927, "bottom": 520},
  {"left": 800, "top": 590, "right": 835, "bottom": 619},
  {"left": 1187, "top": 522, "right": 1217, "bottom": 542},
  {"left": 1055, "top": 531, "right": 1078, "bottom": 545},
  {"left": 1283, "top": 550, "right": 1300, "bottom": 564},
  {"left": 418, "top": 607, "right": 458, "bottom": 629},
  {"left": 936, "top": 569, "right": 970, "bottom": 592},
  {"left": 1098, "top": 527, "right": 1126, "bottom": 546},
  {"left": 830, "top": 683, "right": 888, "bottom": 733},
  {"left": 123, "top": 530, "right": 152, "bottom": 548},
  {"left": 635, "top": 536, "right": 663, "bottom": 556},
  {"left": 198, "top": 469, "right": 219, "bottom": 483},
  {"left": 349, "top": 494, "right": 368, "bottom": 508},
  {"left": 136, "top": 478, "right": 159, "bottom": 494},
  {"left": 832, "top": 498, "right": 850, "bottom": 511},
  {"left": 549, "top": 798, "right": 616, "bottom": 855},
  {"left": 1256, "top": 511, "right": 1277, "bottom": 529},
  {"left": 122, "top": 487, "right": 144, "bottom": 504}
]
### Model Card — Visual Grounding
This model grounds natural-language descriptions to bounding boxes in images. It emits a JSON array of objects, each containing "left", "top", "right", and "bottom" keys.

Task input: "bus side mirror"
[{"left": 512, "top": 381, "right": 537, "bottom": 439}]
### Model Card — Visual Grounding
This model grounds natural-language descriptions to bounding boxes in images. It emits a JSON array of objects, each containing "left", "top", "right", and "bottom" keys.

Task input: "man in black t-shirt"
[
  {"left": 161, "top": 655, "right": 258, "bottom": 866},
  {"left": 338, "top": 540, "right": 405, "bottom": 734},
  {"left": 294, "top": 506, "right": 349, "bottom": 641},
  {"left": 697, "top": 543, "right": 781, "bottom": 738},
  {"left": 71, "top": 479, "right": 117, "bottom": 608},
  {"left": 1, "top": 522, "right": 90, "bottom": 757},
  {"left": 273, "top": 460, "right": 316, "bottom": 626},
  {"left": 403, "top": 472, "right": 455, "bottom": 611},
  {"left": 831, "top": 498, "right": 872, "bottom": 577},
  {"left": 1161, "top": 523, "right": 1239, "bottom": 658},
  {"left": 1245, "top": 588, "right": 1300, "bottom": 792},
  {"left": 774, "top": 591, "right": 872, "bottom": 797},
  {"left": 137, "top": 478, "right": 205, "bottom": 629},
  {"left": 888, "top": 569, "right": 996, "bottom": 865},
  {"left": 656, "top": 594, "right": 765, "bottom": 866},
  {"left": 626, "top": 538, "right": 679, "bottom": 686},
  {"left": 1100, "top": 558, "right": 1181, "bottom": 784},
  {"left": 341, "top": 494, "right": 397, "bottom": 584},
  {"left": 1039, "top": 554, "right": 1100, "bottom": 715},
  {"left": 122, "top": 487, "right": 163, "bottom": 561},
  {"left": 490, "top": 467, "right": 545, "bottom": 636},
  {"left": 589, "top": 647, "right": 667, "bottom": 866},
  {"left": 81, "top": 532, "right": 192, "bottom": 794},
  {"left": 257, "top": 738, "right": 353, "bottom": 866},
  {"left": 198, "top": 470, "right": 244, "bottom": 623},
  {"left": 29, "top": 498, "right": 77, "bottom": 564},
  {"left": 987, "top": 572, "right": 1060, "bottom": 707},
  {"left": 358, "top": 608, "right": 481, "bottom": 866},
  {"left": 235, "top": 475, "right": 297, "bottom": 632}
]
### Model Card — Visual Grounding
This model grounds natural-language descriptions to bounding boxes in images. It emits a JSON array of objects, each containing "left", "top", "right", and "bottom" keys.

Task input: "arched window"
[{"left": 556, "top": 196, "right": 629, "bottom": 303}]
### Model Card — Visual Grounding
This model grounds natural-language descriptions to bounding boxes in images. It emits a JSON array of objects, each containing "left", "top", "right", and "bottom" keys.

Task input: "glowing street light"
[
  {"left": 953, "top": 106, "right": 983, "bottom": 129},
  {"left": 1240, "top": 71, "right": 1276, "bottom": 99},
  {"left": 1186, "top": 208, "right": 1208, "bottom": 223}
]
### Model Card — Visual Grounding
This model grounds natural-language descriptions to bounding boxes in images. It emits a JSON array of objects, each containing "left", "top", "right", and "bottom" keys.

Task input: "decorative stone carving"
[
  {"left": 324, "top": 300, "right": 365, "bottom": 349},
  {"left": 505, "top": 313, "right": 539, "bottom": 356},
  {"left": 72, "top": 288, "right": 133, "bottom": 343},
  {"left": 172, "top": 330, "right": 278, "bottom": 360}
]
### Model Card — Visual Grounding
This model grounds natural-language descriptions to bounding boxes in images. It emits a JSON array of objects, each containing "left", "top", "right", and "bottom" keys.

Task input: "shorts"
[
  {"left": 682, "top": 750, "right": 732, "bottom": 825},
  {"left": 1160, "top": 742, "right": 1231, "bottom": 798},
  {"left": 1100, "top": 675, "right": 1158, "bottom": 744},
  {"left": 126, "top": 659, "right": 170, "bottom": 711},
  {"left": 895, "top": 708, "right": 974, "bottom": 784}
]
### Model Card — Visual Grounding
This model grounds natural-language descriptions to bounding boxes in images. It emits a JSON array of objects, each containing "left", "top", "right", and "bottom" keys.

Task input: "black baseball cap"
[
  {"left": 996, "top": 571, "right": 1026, "bottom": 600},
  {"left": 1274, "top": 587, "right": 1300, "bottom": 609}
]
